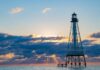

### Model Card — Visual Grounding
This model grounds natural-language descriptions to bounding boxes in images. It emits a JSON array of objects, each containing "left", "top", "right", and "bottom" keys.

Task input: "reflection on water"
[
  {"left": 0, "top": 66, "right": 100, "bottom": 70},
  {"left": 58, "top": 66, "right": 85, "bottom": 70},
  {"left": 68, "top": 67, "right": 85, "bottom": 70}
]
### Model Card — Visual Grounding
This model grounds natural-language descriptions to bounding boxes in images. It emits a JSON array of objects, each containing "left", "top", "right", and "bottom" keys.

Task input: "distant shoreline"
[{"left": 0, "top": 62, "right": 100, "bottom": 66}]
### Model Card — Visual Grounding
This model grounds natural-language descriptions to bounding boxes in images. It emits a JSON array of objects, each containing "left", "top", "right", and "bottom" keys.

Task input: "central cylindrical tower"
[{"left": 71, "top": 13, "right": 78, "bottom": 48}]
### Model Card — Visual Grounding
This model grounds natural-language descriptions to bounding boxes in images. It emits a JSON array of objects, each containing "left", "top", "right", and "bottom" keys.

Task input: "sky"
[{"left": 0, "top": 0, "right": 100, "bottom": 37}]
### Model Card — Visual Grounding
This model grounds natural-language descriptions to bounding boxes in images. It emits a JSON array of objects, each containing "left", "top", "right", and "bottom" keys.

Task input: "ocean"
[{"left": 0, "top": 66, "right": 100, "bottom": 70}]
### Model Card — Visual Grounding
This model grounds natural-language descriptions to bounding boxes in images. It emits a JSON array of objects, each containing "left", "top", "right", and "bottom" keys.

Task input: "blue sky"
[{"left": 0, "top": 0, "right": 100, "bottom": 37}]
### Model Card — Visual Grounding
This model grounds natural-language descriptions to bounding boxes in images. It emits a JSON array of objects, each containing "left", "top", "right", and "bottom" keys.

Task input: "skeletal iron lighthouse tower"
[{"left": 65, "top": 13, "right": 86, "bottom": 67}]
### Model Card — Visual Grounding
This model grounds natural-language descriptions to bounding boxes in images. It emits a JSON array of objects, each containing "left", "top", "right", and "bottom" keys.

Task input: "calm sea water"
[{"left": 0, "top": 66, "right": 100, "bottom": 70}]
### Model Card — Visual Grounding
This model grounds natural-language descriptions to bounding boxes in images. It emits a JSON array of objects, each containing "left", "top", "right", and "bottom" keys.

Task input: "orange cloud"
[
  {"left": 83, "top": 32, "right": 100, "bottom": 45},
  {"left": 0, "top": 53, "right": 15, "bottom": 59}
]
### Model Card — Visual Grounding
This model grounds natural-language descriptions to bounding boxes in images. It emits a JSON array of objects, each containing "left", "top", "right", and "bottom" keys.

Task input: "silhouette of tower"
[{"left": 65, "top": 13, "right": 86, "bottom": 67}]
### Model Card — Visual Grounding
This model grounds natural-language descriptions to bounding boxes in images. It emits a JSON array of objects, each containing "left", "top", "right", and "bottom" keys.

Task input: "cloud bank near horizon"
[{"left": 0, "top": 32, "right": 99, "bottom": 64}]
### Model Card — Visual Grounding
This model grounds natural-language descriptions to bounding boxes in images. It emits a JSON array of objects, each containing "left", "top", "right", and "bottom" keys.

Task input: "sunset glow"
[
  {"left": 0, "top": 0, "right": 99, "bottom": 67},
  {"left": 0, "top": 53, "right": 15, "bottom": 59}
]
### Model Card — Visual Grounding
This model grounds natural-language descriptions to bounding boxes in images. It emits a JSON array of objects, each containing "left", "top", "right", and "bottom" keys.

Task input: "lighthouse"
[{"left": 65, "top": 13, "right": 86, "bottom": 67}]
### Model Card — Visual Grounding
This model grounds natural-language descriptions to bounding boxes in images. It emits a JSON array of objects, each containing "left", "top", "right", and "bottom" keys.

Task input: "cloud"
[
  {"left": 10, "top": 7, "right": 24, "bottom": 14},
  {"left": 82, "top": 40, "right": 94, "bottom": 46},
  {"left": 0, "top": 32, "right": 100, "bottom": 64},
  {"left": 0, "top": 53, "right": 15, "bottom": 59},
  {"left": 31, "top": 36, "right": 66, "bottom": 43},
  {"left": 42, "top": 8, "right": 51, "bottom": 14},
  {"left": 84, "top": 32, "right": 100, "bottom": 45},
  {"left": 90, "top": 32, "right": 100, "bottom": 38}
]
